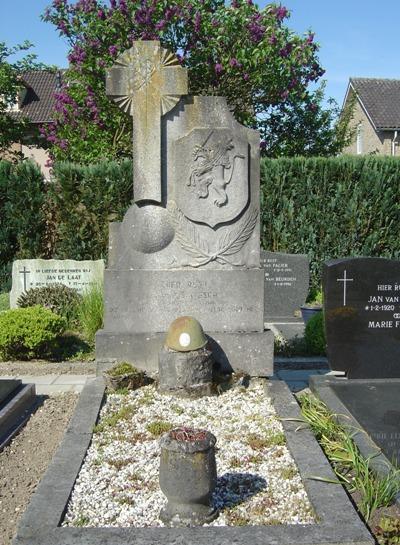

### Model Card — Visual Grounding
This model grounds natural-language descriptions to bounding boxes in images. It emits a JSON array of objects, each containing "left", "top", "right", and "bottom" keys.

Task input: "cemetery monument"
[{"left": 96, "top": 41, "right": 273, "bottom": 376}]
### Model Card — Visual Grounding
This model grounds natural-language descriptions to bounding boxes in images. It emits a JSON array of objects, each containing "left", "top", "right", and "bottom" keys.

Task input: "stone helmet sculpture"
[{"left": 165, "top": 316, "right": 208, "bottom": 352}]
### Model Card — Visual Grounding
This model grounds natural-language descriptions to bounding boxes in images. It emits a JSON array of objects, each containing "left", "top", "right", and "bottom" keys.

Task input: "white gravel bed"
[{"left": 64, "top": 380, "right": 315, "bottom": 527}]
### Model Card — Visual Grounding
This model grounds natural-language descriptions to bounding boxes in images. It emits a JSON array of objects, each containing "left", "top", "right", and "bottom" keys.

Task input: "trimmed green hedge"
[
  {"left": 261, "top": 156, "right": 400, "bottom": 288},
  {"left": 0, "top": 160, "right": 46, "bottom": 291},
  {"left": 47, "top": 160, "right": 132, "bottom": 260},
  {"left": 2, "top": 156, "right": 400, "bottom": 291}
]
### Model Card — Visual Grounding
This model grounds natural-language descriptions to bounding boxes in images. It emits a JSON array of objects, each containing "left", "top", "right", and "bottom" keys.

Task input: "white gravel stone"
[{"left": 63, "top": 381, "right": 315, "bottom": 527}]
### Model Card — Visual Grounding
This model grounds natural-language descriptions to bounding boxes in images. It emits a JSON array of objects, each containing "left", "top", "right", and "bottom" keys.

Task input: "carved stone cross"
[{"left": 106, "top": 41, "right": 188, "bottom": 204}]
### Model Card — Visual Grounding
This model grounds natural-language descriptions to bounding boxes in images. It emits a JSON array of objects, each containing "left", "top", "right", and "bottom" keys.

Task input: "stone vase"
[{"left": 159, "top": 427, "right": 218, "bottom": 526}]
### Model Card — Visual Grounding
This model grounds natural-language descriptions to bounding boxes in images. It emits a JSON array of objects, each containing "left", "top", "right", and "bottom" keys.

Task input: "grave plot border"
[
  {"left": 310, "top": 375, "right": 400, "bottom": 505},
  {"left": 13, "top": 377, "right": 373, "bottom": 545}
]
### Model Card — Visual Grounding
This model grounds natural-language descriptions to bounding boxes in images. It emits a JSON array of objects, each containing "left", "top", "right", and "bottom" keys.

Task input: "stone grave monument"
[
  {"left": 96, "top": 41, "right": 273, "bottom": 376},
  {"left": 10, "top": 258, "right": 104, "bottom": 308},
  {"left": 323, "top": 257, "right": 400, "bottom": 378},
  {"left": 311, "top": 256, "right": 400, "bottom": 476}
]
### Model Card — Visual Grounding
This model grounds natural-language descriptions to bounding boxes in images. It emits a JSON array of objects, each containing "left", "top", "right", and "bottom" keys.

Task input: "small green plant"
[
  {"left": 246, "top": 431, "right": 285, "bottom": 450},
  {"left": 304, "top": 311, "right": 326, "bottom": 355},
  {"left": 375, "top": 516, "right": 400, "bottom": 545},
  {"left": 298, "top": 394, "right": 400, "bottom": 521},
  {"left": 77, "top": 283, "right": 104, "bottom": 343},
  {"left": 0, "top": 306, "right": 66, "bottom": 360},
  {"left": 280, "top": 466, "right": 297, "bottom": 480},
  {"left": 107, "top": 362, "right": 138, "bottom": 377},
  {"left": 305, "top": 288, "right": 323, "bottom": 307},
  {"left": 17, "top": 283, "right": 81, "bottom": 328},
  {"left": 146, "top": 420, "right": 173, "bottom": 436},
  {"left": 0, "top": 292, "right": 9, "bottom": 312},
  {"left": 93, "top": 404, "right": 135, "bottom": 433}
]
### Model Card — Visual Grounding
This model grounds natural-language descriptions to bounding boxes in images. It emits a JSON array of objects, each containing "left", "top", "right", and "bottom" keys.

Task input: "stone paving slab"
[
  {"left": 0, "top": 375, "right": 94, "bottom": 395},
  {"left": 13, "top": 377, "right": 373, "bottom": 545}
]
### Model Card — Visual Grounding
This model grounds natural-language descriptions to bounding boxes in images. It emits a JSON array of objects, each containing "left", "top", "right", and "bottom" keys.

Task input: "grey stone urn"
[{"left": 159, "top": 427, "right": 218, "bottom": 526}]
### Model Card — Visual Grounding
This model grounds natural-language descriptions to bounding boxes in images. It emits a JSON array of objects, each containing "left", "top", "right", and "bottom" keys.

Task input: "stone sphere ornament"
[
  {"left": 165, "top": 316, "right": 208, "bottom": 352},
  {"left": 159, "top": 427, "right": 219, "bottom": 526}
]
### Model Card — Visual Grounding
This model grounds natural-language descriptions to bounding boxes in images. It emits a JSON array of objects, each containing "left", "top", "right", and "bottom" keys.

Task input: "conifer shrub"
[
  {"left": 304, "top": 311, "right": 326, "bottom": 355},
  {"left": 17, "top": 284, "right": 81, "bottom": 328},
  {"left": 0, "top": 306, "right": 66, "bottom": 360}
]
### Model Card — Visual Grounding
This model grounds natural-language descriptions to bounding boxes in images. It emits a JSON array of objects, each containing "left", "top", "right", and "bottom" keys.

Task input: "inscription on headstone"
[
  {"left": 10, "top": 259, "right": 104, "bottom": 308},
  {"left": 324, "top": 257, "right": 400, "bottom": 378},
  {"left": 261, "top": 250, "right": 309, "bottom": 319}
]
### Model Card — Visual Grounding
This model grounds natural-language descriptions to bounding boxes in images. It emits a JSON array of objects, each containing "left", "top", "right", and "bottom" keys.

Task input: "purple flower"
[
  {"left": 119, "top": 0, "right": 128, "bottom": 16},
  {"left": 229, "top": 58, "right": 241, "bottom": 68},
  {"left": 260, "top": 140, "right": 267, "bottom": 151},
  {"left": 307, "top": 33, "right": 315, "bottom": 44},
  {"left": 68, "top": 45, "right": 86, "bottom": 65},
  {"left": 109, "top": 45, "right": 118, "bottom": 56},
  {"left": 97, "top": 9, "right": 105, "bottom": 19},
  {"left": 59, "top": 139, "right": 69, "bottom": 150},
  {"left": 155, "top": 19, "right": 166, "bottom": 30},
  {"left": 281, "top": 89, "right": 289, "bottom": 100},
  {"left": 194, "top": 12, "right": 201, "bottom": 33},
  {"left": 231, "top": 0, "right": 239, "bottom": 7},
  {"left": 215, "top": 63, "right": 223, "bottom": 75},
  {"left": 243, "top": 72, "right": 249, "bottom": 81},
  {"left": 268, "top": 34, "right": 277, "bottom": 45},
  {"left": 279, "top": 43, "right": 292, "bottom": 57},
  {"left": 211, "top": 18, "right": 219, "bottom": 27},
  {"left": 57, "top": 20, "right": 68, "bottom": 34},
  {"left": 275, "top": 6, "right": 288, "bottom": 21}
]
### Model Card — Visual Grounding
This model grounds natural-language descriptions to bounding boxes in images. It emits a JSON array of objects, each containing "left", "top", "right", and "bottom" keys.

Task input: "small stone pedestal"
[
  {"left": 158, "top": 346, "right": 214, "bottom": 398},
  {"left": 159, "top": 428, "right": 218, "bottom": 526}
]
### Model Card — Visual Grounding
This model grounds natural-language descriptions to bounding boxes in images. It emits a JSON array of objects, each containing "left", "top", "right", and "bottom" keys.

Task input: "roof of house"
[
  {"left": 349, "top": 77, "right": 400, "bottom": 130},
  {"left": 15, "top": 70, "right": 63, "bottom": 124}
]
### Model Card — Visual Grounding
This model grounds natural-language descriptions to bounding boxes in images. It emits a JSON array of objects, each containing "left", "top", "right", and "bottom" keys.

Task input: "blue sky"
[{"left": 1, "top": 1, "right": 399, "bottom": 107}]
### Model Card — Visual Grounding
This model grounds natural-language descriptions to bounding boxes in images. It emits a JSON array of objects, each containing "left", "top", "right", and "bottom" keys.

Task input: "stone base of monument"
[
  {"left": 310, "top": 375, "right": 400, "bottom": 500},
  {"left": 96, "top": 329, "right": 274, "bottom": 377},
  {"left": 158, "top": 345, "right": 214, "bottom": 398},
  {"left": 0, "top": 379, "right": 36, "bottom": 450}
]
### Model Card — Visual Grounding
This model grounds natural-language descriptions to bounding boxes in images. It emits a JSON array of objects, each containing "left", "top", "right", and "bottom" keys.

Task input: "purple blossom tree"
[{"left": 41, "top": 0, "right": 349, "bottom": 161}]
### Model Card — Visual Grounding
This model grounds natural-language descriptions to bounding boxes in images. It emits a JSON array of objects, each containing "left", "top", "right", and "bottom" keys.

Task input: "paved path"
[
  {"left": 0, "top": 368, "right": 344, "bottom": 395},
  {"left": 0, "top": 375, "right": 95, "bottom": 394}
]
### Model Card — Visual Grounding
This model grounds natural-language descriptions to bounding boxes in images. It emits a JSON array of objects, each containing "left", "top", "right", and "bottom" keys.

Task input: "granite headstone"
[
  {"left": 261, "top": 250, "right": 309, "bottom": 319},
  {"left": 96, "top": 41, "right": 273, "bottom": 376},
  {"left": 10, "top": 259, "right": 104, "bottom": 308},
  {"left": 323, "top": 257, "right": 400, "bottom": 378},
  {"left": 331, "top": 381, "right": 400, "bottom": 467}
]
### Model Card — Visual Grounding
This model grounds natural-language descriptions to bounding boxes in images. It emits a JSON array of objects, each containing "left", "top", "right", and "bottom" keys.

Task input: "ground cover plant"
[
  {"left": 64, "top": 380, "right": 314, "bottom": 527},
  {"left": 298, "top": 393, "right": 400, "bottom": 535}
]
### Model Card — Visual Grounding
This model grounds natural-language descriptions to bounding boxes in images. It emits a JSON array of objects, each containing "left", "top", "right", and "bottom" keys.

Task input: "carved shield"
[{"left": 173, "top": 128, "right": 249, "bottom": 227}]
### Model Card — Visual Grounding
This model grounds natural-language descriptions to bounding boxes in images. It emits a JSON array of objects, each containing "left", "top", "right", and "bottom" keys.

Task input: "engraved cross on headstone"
[
  {"left": 20, "top": 266, "right": 30, "bottom": 292},
  {"left": 337, "top": 269, "right": 353, "bottom": 306},
  {"left": 106, "top": 41, "right": 188, "bottom": 204}
]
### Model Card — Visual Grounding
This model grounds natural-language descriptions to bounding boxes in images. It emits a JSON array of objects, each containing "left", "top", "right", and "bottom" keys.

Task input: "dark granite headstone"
[
  {"left": 332, "top": 382, "right": 400, "bottom": 467},
  {"left": 261, "top": 250, "right": 309, "bottom": 319},
  {"left": 324, "top": 257, "right": 400, "bottom": 378}
]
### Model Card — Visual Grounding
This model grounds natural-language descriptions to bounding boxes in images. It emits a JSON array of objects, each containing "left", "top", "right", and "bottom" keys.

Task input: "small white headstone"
[{"left": 10, "top": 259, "right": 104, "bottom": 308}]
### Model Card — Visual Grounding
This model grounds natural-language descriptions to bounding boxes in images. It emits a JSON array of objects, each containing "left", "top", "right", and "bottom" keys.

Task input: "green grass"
[
  {"left": 77, "top": 283, "right": 104, "bottom": 343},
  {"left": 0, "top": 292, "right": 10, "bottom": 312},
  {"left": 298, "top": 394, "right": 400, "bottom": 521}
]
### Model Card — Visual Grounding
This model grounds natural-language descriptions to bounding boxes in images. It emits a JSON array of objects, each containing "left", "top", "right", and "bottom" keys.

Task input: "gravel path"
[
  {"left": 0, "top": 360, "right": 96, "bottom": 376},
  {"left": 0, "top": 393, "right": 78, "bottom": 545}
]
